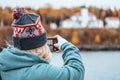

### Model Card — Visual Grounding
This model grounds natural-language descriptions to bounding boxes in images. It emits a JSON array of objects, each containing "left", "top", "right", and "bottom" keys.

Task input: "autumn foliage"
[
  {"left": 1, "top": 6, "right": 120, "bottom": 27},
  {"left": 71, "top": 30, "right": 80, "bottom": 45},
  {"left": 0, "top": 27, "right": 120, "bottom": 51},
  {"left": 95, "top": 34, "right": 101, "bottom": 44}
]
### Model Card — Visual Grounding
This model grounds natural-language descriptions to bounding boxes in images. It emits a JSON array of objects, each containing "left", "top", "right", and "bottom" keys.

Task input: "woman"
[{"left": 0, "top": 8, "right": 85, "bottom": 80}]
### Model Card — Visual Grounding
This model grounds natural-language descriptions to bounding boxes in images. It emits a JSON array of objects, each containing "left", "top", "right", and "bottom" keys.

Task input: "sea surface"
[{"left": 50, "top": 51, "right": 120, "bottom": 80}]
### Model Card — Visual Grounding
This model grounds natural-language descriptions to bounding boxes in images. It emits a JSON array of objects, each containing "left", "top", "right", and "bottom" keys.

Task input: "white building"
[
  {"left": 60, "top": 8, "right": 104, "bottom": 28},
  {"left": 50, "top": 22, "right": 57, "bottom": 29},
  {"left": 105, "top": 17, "right": 120, "bottom": 28},
  {"left": 60, "top": 19, "right": 81, "bottom": 28}
]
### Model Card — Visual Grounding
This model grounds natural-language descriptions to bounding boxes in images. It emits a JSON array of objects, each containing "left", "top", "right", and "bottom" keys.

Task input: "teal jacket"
[{"left": 0, "top": 42, "right": 85, "bottom": 80}]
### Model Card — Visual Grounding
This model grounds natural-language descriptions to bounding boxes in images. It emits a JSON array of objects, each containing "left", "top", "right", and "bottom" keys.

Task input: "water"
[{"left": 50, "top": 51, "right": 120, "bottom": 80}]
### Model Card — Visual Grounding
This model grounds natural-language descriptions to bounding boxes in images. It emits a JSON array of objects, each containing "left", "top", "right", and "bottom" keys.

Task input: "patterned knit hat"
[{"left": 12, "top": 8, "right": 47, "bottom": 50}]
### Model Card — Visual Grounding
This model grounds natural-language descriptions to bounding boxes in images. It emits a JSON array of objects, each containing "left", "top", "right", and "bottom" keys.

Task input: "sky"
[{"left": 0, "top": 0, "right": 120, "bottom": 9}]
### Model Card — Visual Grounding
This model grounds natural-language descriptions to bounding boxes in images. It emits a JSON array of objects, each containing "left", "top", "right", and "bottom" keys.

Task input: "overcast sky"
[{"left": 0, "top": 0, "right": 120, "bottom": 9}]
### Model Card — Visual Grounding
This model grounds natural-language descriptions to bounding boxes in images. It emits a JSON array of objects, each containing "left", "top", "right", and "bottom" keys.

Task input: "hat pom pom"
[{"left": 13, "top": 8, "right": 27, "bottom": 19}]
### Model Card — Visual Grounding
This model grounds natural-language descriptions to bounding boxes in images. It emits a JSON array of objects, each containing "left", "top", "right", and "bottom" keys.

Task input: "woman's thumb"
[{"left": 54, "top": 43, "right": 59, "bottom": 48}]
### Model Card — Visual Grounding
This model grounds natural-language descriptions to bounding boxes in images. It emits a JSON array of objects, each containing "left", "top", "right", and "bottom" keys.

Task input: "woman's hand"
[{"left": 53, "top": 35, "right": 68, "bottom": 53}]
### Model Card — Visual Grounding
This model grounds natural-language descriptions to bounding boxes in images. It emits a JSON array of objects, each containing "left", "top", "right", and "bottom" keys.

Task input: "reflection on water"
[{"left": 50, "top": 51, "right": 120, "bottom": 80}]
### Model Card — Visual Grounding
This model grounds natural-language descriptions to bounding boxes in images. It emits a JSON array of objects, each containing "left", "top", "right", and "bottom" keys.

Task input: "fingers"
[
  {"left": 54, "top": 43, "right": 58, "bottom": 48},
  {"left": 50, "top": 35, "right": 63, "bottom": 54},
  {"left": 55, "top": 50, "right": 61, "bottom": 53},
  {"left": 54, "top": 43, "right": 61, "bottom": 53}
]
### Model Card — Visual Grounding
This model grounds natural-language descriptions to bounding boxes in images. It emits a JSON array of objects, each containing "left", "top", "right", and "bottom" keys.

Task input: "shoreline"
[
  {"left": 0, "top": 45, "right": 120, "bottom": 52},
  {"left": 0, "top": 27, "right": 120, "bottom": 51},
  {"left": 78, "top": 45, "right": 120, "bottom": 51}
]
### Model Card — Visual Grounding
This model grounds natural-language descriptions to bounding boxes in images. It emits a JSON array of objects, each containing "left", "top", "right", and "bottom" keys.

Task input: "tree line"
[{"left": 0, "top": 6, "right": 120, "bottom": 27}]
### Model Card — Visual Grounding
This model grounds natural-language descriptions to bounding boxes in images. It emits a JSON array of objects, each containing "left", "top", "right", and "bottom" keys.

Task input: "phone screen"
[{"left": 47, "top": 38, "right": 59, "bottom": 52}]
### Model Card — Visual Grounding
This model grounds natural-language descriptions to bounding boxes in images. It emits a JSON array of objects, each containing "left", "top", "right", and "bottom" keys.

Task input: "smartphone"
[{"left": 47, "top": 38, "right": 59, "bottom": 52}]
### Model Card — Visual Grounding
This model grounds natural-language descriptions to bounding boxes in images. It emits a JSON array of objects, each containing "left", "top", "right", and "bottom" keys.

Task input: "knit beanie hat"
[{"left": 12, "top": 8, "right": 47, "bottom": 50}]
